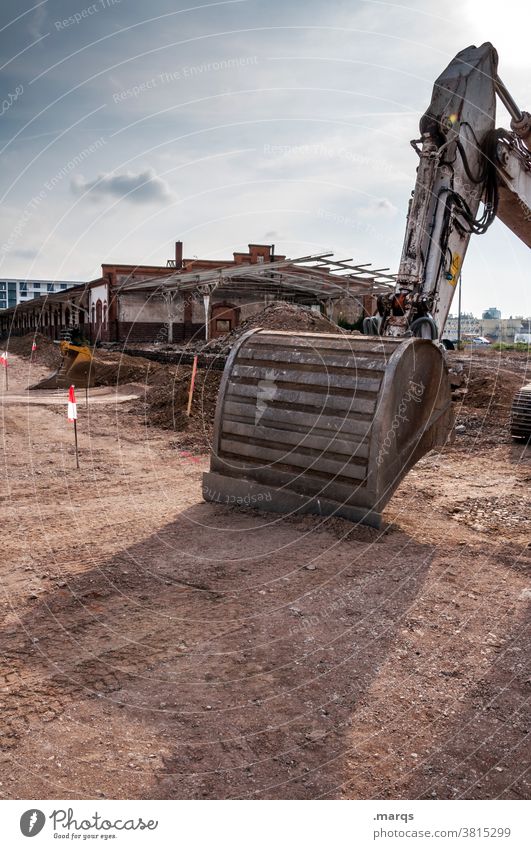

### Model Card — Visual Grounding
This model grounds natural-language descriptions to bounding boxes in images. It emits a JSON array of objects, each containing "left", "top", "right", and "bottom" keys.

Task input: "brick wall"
[{"left": 115, "top": 322, "right": 205, "bottom": 343}]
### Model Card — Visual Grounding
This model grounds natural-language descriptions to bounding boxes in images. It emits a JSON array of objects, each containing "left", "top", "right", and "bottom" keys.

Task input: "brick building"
[{"left": 0, "top": 241, "right": 391, "bottom": 344}]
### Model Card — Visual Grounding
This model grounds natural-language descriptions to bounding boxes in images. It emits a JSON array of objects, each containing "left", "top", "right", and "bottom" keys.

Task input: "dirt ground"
[{"left": 0, "top": 346, "right": 529, "bottom": 800}]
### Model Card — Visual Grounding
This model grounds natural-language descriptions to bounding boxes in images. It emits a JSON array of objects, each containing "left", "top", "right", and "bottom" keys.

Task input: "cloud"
[
  {"left": 360, "top": 198, "right": 398, "bottom": 218},
  {"left": 28, "top": 5, "right": 47, "bottom": 40},
  {"left": 10, "top": 248, "right": 39, "bottom": 259},
  {"left": 71, "top": 169, "right": 174, "bottom": 204}
]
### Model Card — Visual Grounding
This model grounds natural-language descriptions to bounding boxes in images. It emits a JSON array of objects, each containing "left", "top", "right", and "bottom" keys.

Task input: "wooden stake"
[
  {"left": 4, "top": 361, "right": 8, "bottom": 392},
  {"left": 73, "top": 418, "right": 80, "bottom": 469},
  {"left": 186, "top": 356, "right": 198, "bottom": 417}
]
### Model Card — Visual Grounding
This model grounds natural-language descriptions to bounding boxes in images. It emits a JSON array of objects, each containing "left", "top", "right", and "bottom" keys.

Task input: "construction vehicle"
[
  {"left": 511, "top": 384, "right": 531, "bottom": 440},
  {"left": 31, "top": 330, "right": 95, "bottom": 390},
  {"left": 203, "top": 43, "right": 531, "bottom": 526}
]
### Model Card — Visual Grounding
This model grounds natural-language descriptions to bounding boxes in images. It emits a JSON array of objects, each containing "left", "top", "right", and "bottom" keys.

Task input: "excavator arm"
[
  {"left": 372, "top": 43, "right": 531, "bottom": 340},
  {"left": 203, "top": 43, "right": 530, "bottom": 528},
  {"left": 495, "top": 131, "right": 531, "bottom": 247}
]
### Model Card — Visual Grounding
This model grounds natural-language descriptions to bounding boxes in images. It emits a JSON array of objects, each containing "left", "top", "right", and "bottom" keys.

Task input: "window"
[
  {"left": 0, "top": 282, "right": 5, "bottom": 291},
  {"left": 60, "top": 284, "right": 68, "bottom": 290},
  {"left": 20, "top": 283, "right": 27, "bottom": 294},
  {"left": 216, "top": 319, "right": 231, "bottom": 333},
  {"left": 33, "top": 282, "right": 40, "bottom": 289},
  {"left": 47, "top": 283, "right": 54, "bottom": 292}
]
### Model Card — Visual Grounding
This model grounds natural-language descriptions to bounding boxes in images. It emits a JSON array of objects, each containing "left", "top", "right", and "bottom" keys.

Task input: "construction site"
[
  {"left": 0, "top": 37, "right": 530, "bottom": 806},
  {"left": 0, "top": 312, "right": 529, "bottom": 800}
]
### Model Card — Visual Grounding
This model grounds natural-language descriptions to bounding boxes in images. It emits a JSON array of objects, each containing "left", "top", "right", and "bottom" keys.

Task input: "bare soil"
[{"left": 0, "top": 348, "right": 529, "bottom": 800}]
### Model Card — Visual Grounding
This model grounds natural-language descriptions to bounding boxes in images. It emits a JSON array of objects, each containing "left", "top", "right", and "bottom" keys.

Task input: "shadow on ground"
[{"left": 1, "top": 502, "right": 434, "bottom": 799}]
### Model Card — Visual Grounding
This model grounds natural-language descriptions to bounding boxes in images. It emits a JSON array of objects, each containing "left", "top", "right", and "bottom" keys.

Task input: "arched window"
[
  {"left": 103, "top": 301, "right": 108, "bottom": 327},
  {"left": 96, "top": 299, "right": 102, "bottom": 326}
]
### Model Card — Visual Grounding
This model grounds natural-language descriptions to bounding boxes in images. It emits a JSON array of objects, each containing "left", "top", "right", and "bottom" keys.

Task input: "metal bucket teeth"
[
  {"left": 203, "top": 329, "right": 454, "bottom": 527},
  {"left": 510, "top": 383, "right": 531, "bottom": 440}
]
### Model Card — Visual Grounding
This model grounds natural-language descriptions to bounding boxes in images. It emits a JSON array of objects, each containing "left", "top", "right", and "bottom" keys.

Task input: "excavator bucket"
[
  {"left": 30, "top": 343, "right": 95, "bottom": 390},
  {"left": 203, "top": 329, "right": 454, "bottom": 528}
]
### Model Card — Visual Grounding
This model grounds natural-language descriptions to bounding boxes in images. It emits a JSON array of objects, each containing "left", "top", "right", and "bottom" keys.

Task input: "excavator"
[
  {"left": 31, "top": 327, "right": 95, "bottom": 389},
  {"left": 203, "top": 43, "right": 530, "bottom": 527}
]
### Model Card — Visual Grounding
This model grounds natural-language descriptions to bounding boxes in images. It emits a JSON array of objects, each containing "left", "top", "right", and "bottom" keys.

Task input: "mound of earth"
[
  {"left": 5, "top": 333, "right": 62, "bottom": 369},
  {"left": 92, "top": 351, "right": 169, "bottom": 388},
  {"left": 201, "top": 302, "right": 342, "bottom": 355},
  {"left": 144, "top": 366, "right": 222, "bottom": 449},
  {"left": 449, "top": 351, "right": 529, "bottom": 446},
  {"left": 89, "top": 350, "right": 221, "bottom": 447}
]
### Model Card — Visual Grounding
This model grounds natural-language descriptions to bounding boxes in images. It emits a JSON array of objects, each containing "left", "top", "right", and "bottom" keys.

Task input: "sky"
[{"left": 0, "top": 0, "right": 529, "bottom": 318}]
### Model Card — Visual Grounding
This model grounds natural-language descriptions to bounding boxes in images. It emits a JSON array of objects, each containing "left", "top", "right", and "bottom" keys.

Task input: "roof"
[{"left": 119, "top": 253, "right": 396, "bottom": 301}]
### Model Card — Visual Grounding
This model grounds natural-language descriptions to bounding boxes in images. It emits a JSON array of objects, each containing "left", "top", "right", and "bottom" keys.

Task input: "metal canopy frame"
[{"left": 119, "top": 252, "right": 396, "bottom": 302}]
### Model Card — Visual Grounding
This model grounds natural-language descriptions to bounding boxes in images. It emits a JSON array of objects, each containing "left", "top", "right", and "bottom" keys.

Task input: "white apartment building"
[
  {"left": 0, "top": 278, "right": 81, "bottom": 311},
  {"left": 444, "top": 312, "right": 480, "bottom": 340}
]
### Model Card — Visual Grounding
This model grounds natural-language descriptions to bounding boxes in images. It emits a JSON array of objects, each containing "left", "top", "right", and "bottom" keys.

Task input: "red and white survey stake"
[
  {"left": 67, "top": 385, "right": 77, "bottom": 421},
  {"left": 67, "top": 385, "right": 80, "bottom": 468},
  {"left": 0, "top": 351, "right": 8, "bottom": 391}
]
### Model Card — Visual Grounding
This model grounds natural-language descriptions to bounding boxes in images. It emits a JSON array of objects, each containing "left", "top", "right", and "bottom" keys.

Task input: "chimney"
[{"left": 175, "top": 241, "right": 183, "bottom": 269}]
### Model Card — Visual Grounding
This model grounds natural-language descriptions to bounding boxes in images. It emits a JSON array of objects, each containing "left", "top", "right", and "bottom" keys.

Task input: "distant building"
[
  {"left": 0, "top": 278, "right": 81, "bottom": 310},
  {"left": 444, "top": 312, "right": 480, "bottom": 341},
  {"left": 445, "top": 310, "right": 530, "bottom": 343},
  {"left": 0, "top": 241, "right": 391, "bottom": 344},
  {"left": 480, "top": 316, "right": 528, "bottom": 343}
]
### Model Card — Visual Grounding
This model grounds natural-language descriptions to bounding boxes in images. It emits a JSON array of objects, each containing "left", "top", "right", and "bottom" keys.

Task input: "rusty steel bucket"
[{"left": 203, "top": 329, "right": 454, "bottom": 527}]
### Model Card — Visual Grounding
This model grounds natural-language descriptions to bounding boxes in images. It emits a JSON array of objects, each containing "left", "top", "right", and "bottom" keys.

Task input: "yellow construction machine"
[
  {"left": 31, "top": 339, "right": 95, "bottom": 390},
  {"left": 203, "top": 43, "right": 531, "bottom": 527}
]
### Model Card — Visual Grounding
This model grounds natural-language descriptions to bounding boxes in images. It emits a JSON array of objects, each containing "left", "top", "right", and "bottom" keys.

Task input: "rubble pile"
[
  {"left": 449, "top": 352, "right": 527, "bottom": 445},
  {"left": 200, "top": 302, "right": 341, "bottom": 355}
]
